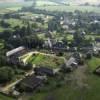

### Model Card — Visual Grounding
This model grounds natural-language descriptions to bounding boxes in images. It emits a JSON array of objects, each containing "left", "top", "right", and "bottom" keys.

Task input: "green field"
[
  {"left": 87, "top": 57, "right": 100, "bottom": 71},
  {"left": 5, "top": 18, "right": 23, "bottom": 28},
  {"left": 0, "top": 1, "right": 32, "bottom": 13},
  {"left": 28, "top": 54, "right": 64, "bottom": 68},
  {"left": 0, "top": 2, "right": 32, "bottom": 9},
  {"left": 29, "top": 74, "right": 100, "bottom": 100},
  {"left": 36, "top": 5, "right": 100, "bottom": 13},
  {"left": 0, "top": 1, "right": 100, "bottom": 13},
  {"left": 20, "top": 53, "right": 64, "bottom": 69},
  {"left": 0, "top": 93, "right": 13, "bottom": 100},
  {"left": 0, "top": 1, "right": 56, "bottom": 12},
  {"left": 6, "top": 7, "right": 22, "bottom": 11}
]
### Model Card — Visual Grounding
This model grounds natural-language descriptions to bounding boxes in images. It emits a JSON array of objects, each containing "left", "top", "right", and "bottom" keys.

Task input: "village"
[{"left": 0, "top": 0, "right": 100, "bottom": 100}]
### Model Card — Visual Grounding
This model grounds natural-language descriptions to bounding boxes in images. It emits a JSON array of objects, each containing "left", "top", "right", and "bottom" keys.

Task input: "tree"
[
  {"left": 48, "top": 18, "right": 62, "bottom": 32},
  {"left": 0, "top": 67, "right": 15, "bottom": 83},
  {"left": 73, "top": 31, "right": 85, "bottom": 46},
  {"left": 22, "top": 35, "right": 43, "bottom": 49},
  {"left": 1, "top": 29, "right": 12, "bottom": 40},
  {"left": 26, "top": 22, "right": 33, "bottom": 35},
  {"left": 20, "top": 26, "right": 27, "bottom": 37}
]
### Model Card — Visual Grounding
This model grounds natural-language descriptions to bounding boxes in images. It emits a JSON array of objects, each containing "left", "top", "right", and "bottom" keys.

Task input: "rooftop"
[{"left": 6, "top": 46, "right": 25, "bottom": 57}]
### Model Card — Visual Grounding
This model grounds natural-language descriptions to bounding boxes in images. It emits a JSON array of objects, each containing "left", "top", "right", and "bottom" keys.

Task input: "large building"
[
  {"left": 6, "top": 46, "right": 27, "bottom": 65},
  {"left": 6, "top": 46, "right": 25, "bottom": 57}
]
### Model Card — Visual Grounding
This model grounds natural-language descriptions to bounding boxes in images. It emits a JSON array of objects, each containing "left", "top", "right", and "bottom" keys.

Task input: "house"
[
  {"left": 6, "top": 46, "right": 26, "bottom": 57},
  {"left": 93, "top": 46, "right": 100, "bottom": 53},
  {"left": 86, "top": 51, "right": 93, "bottom": 59},
  {"left": 62, "top": 57, "right": 78, "bottom": 72},
  {"left": 6, "top": 46, "right": 27, "bottom": 64},
  {"left": 95, "top": 38, "right": 100, "bottom": 43},
  {"left": 53, "top": 41, "right": 66, "bottom": 49},
  {"left": 66, "top": 57, "right": 78, "bottom": 69},
  {"left": 16, "top": 75, "right": 44, "bottom": 92},
  {"left": 94, "top": 66, "right": 100, "bottom": 75},
  {"left": 47, "top": 38, "right": 53, "bottom": 48},
  {"left": 72, "top": 52, "right": 84, "bottom": 65},
  {"left": 67, "top": 57, "right": 77, "bottom": 67},
  {"left": 34, "top": 67, "right": 56, "bottom": 76},
  {"left": 80, "top": 44, "right": 94, "bottom": 52}
]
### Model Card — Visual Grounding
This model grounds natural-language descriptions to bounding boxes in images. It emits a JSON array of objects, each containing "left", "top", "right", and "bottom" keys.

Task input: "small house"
[{"left": 94, "top": 66, "right": 100, "bottom": 75}]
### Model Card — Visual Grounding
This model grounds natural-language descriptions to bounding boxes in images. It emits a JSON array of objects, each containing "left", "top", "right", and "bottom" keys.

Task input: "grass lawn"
[
  {"left": 67, "top": 34, "right": 73, "bottom": 41},
  {"left": 21, "top": 53, "right": 64, "bottom": 69},
  {"left": 0, "top": 27, "right": 4, "bottom": 32},
  {"left": 87, "top": 57, "right": 100, "bottom": 71},
  {"left": 0, "top": 93, "right": 14, "bottom": 100},
  {"left": 28, "top": 54, "right": 64, "bottom": 69}
]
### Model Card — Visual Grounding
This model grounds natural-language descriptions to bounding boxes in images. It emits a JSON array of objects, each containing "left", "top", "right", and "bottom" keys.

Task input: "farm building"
[
  {"left": 6, "top": 46, "right": 26, "bottom": 57},
  {"left": 6, "top": 46, "right": 27, "bottom": 65},
  {"left": 53, "top": 41, "right": 66, "bottom": 49},
  {"left": 16, "top": 75, "right": 44, "bottom": 92},
  {"left": 34, "top": 67, "right": 56, "bottom": 76}
]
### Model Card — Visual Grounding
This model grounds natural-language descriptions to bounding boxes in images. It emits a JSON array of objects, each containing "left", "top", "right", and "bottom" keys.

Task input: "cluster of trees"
[
  {"left": 0, "top": 47, "right": 16, "bottom": 84},
  {"left": 0, "top": 20, "right": 10, "bottom": 28},
  {"left": 73, "top": 30, "right": 93, "bottom": 47},
  {"left": 48, "top": 17, "right": 63, "bottom": 32},
  {"left": 0, "top": 67, "right": 14, "bottom": 84},
  {"left": 0, "top": 21, "right": 44, "bottom": 49}
]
